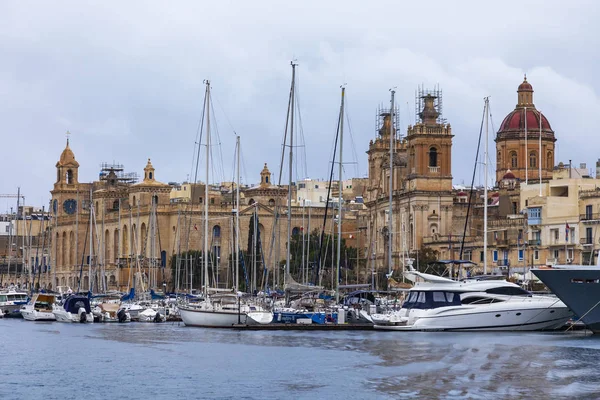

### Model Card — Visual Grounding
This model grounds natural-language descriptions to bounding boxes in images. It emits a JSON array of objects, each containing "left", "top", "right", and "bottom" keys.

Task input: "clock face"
[
  {"left": 52, "top": 199, "right": 58, "bottom": 214},
  {"left": 63, "top": 199, "right": 77, "bottom": 215}
]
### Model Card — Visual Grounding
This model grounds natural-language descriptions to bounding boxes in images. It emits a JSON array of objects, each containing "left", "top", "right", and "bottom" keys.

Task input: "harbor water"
[{"left": 2, "top": 319, "right": 600, "bottom": 399}]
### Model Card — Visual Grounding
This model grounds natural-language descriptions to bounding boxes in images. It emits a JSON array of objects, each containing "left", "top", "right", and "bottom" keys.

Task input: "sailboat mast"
[
  {"left": 388, "top": 90, "right": 395, "bottom": 275},
  {"left": 286, "top": 62, "right": 296, "bottom": 282},
  {"left": 483, "top": 97, "right": 489, "bottom": 275},
  {"left": 235, "top": 135, "right": 240, "bottom": 293},
  {"left": 88, "top": 187, "right": 94, "bottom": 291},
  {"left": 204, "top": 80, "right": 210, "bottom": 297},
  {"left": 336, "top": 86, "right": 345, "bottom": 303}
]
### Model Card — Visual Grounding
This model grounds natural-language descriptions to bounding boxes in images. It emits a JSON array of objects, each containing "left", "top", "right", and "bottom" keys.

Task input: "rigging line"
[
  {"left": 293, "top": 76, "right": 308, "bottom": 180},
  {"left": 209, "top": 94, "right": 227, "bottom": 184},
  {"left": 212, "top": 90, "right": 239, "bottom": 137},
  {"left": 277, "top": 71, "right": 294, "bottom": 187},
  {"left": 343, "top": 97, "right": 361, "bottom": 178},
  {"left": 459, "top": 101, "right": 487, "bottom": 260},
  {"left": 315, "top": 100, "right": 342, "bottom": 285}
]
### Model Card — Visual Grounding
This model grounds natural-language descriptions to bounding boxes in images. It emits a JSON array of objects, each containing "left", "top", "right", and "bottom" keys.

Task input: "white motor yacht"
[
  {"left": 374, "top": 271, "right": 572, "bottom": 331},
  {"left": 53, "top": 295, "right": 94, "bottom": 323},
  {"left": 21, "top": 293, "right": 56, "bottom": 322},
  {"left": 0, "top": 289, "right": 29, "bottom": 318}
]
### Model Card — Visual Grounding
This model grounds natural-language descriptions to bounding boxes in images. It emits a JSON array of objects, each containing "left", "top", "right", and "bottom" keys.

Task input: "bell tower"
[
  {"left": 260, "top": 163, "right": 271, "bottom": 187},
  {"left": 55, "top": 137, "right": 80, "bottom": 188},
  {"left": 406, "top": 89, "right": 453, "bottom": 192},
  {"left": 51, "top": 135, "right": 82, "bottom": 219}
]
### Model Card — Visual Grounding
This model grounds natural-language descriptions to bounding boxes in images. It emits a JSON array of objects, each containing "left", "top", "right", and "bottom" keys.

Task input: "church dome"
[
  {"left": 502, "top": 169, "right": 516, "bottom": 180},
  {"left": 497, "top": 76, "right": 554, "bottom": 134},
  {"left": 499, "top": 108, "right": 552, "bottom": 132}
]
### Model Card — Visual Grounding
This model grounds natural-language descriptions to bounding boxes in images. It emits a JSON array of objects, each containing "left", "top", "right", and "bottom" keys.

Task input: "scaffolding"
[
  {"left": 415, "top": 84, "right": 445, "bottom": 124},
  {"left": 375, "top": 105, "right": 401, "bottom": 139},
  {"left": 99, "top": 162, "right": 139, "bottom": 185}
]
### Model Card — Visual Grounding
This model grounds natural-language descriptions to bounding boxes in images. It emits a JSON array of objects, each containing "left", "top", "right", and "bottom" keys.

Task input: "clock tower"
[{"left": 51, "top": 138, "right": 81, "bottom": 217}]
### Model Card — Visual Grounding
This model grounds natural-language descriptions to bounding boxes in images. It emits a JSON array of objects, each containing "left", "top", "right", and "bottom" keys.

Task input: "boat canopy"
[{"left": 63, "top": 295, "right": 92, "bottom": 314}]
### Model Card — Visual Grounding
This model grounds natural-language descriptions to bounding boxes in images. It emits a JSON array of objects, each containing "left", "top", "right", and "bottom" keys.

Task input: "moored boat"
[
  {"left": 53, "top": 295, "right": 94, "bottom": 323},
  {"left": 21, "top": 293, "right": 56, "bottom": 322}
]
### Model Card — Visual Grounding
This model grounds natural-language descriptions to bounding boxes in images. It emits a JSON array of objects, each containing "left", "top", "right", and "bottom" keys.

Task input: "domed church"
[{"left": 496, "top": 76, "right": 557, "bottom": 185}]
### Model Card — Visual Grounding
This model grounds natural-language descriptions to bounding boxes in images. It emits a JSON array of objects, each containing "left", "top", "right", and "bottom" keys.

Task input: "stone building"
[
  {"left": 364, "top": 92, "right": 454, "bottom": 276},
  {"left": 45, "top": 143, "right": 361, "bottom": 292}
]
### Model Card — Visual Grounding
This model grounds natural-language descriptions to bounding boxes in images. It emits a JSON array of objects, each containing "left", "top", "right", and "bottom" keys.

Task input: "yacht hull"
[
  {"left": 21, "top": 308, "right": 56, "bottom": 322},
  {"left": 179, "top": 306, "right": 246, "bottom": 327},
  {"left": 533, "top": 267, "right": 600, "bottom": 332},
  {"left": 375, "top": 300, "right": 571, "bottom": 331}
]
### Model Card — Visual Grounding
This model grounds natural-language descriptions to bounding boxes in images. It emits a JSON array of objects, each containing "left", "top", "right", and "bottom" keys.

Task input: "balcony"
[
  {"left": 494, "top": 238, "right": 509, "bottom": 247},
  {"left": 580, "top": 237, "right": 594, "bottom": 246},
  {"left": 428, "top": 166, "right": 440, "bottom": 173},
  {"left": 528, "top": 217, "right": 542, "bottom": 226},
  {"left": 580, "top": 213, "right": 600, "bottom": 223},
  {"left": 529, "top": 239, "right": 541, "bottom": 246},
  {"left": 497, "top": 259, "right": 510, "bottom": 267},
  {"left": 546, "top": 258, "right": 558, "bottom": 265}
]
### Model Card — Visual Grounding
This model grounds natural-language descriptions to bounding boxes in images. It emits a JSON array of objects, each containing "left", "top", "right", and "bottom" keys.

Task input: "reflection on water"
[{"left": 1, "top": 320, "right": 600, "bottom": 399}]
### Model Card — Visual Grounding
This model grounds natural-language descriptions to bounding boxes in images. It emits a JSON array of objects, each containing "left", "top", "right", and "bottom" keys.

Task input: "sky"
[{"left": 1, "top": 0, "right": 599, "bottom": 211}]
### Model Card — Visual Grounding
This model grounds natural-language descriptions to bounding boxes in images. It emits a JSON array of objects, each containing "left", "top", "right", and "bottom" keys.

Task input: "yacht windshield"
[{"left": 402, "top": 291, "right": 462, "bottom": 309}]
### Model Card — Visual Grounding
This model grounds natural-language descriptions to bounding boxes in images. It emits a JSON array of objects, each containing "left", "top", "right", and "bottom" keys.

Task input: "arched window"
[
  {"left": 113, "top": 228, "right": 119, "bottom": 260},
  {"left": 529, "top": 151, "right": 537, "bottom": 168},
  {"left": 152, "top": 195, "right": 159, "bottom": 205},
  {"left": 265, "top": 176, "right": 269, "bottom": 183},
  {"left": 292, "top": 227, "right": 300, "bottom": 236},
  {"left": 510, "top": 151, "right": 518, "bottom": 168},
  {"left": 69, "top": 231, "right": 75, "bottom": 266},
  {"left": 132, "top": 196, "right": 137, "bottom": 206},
  {"left": 547, "top": 151, "right": 553, "bottom": 169},
  {"left": 149, "top": 172, "right": 153, "bottom": 180},
  {"left": 66, "top": 169, "right": 73, "bottom": 184},
  {"left": 429, "top": 147, "right": 438, "bottom": 167},
  {"left": 61, "top": 232, "right": 67, "bottom": 267},
  {"left": 268, "top": 199, "right": 275, "bottom": 207},
  {"left": 213, "top": 225, "right": 221, "bottom": 238},
  {"left": 497, "top": 151, "right": 501, "bottom": 167},
  {"left": 249, "top": 198, "right": 255, "bottom": 205},
  {"left": 112, "top": 200, "right": 119, "bottom": 210}
]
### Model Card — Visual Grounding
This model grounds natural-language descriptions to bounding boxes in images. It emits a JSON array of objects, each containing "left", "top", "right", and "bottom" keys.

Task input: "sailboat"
[{"left": 178, "top": 80, "right": 272, "bottom": 327}]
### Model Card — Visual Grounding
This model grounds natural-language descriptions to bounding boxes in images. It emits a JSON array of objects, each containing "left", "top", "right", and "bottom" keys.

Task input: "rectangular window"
[
  {"left": 586, "top": 204, "right": 593, "bottom": 219},
  {"left": 568, "top": 248, "right": 574, "bottom": 260},
  {"left": 480, "top": 251, "right": 484, "bottom": 262},
  {"left": 570, "top": 228, "right": 575, "bottom": 243},
  {"left": 493, "top": 250, "right": 498, "bottom": 262},
  {"left": 518, "top": 249, "right": 524, "bottom": 261},
  {"left": 553, "top": 229, "right": 559, "bottom": 241},
  {"left": 534, "top": 250, "right": 539, "bottom": 260},
  {"left": 464, "top": 251, "right": 472, "bottom": 261},
  {"left": 554, "top": 249, "right": 559, "bottom": 259},
  {"left": 586, "top": 227, "right": 593, "bottom": 244}
]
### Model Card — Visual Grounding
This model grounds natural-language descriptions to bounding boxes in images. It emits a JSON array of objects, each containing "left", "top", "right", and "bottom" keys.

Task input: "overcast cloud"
[{"left": 1, "top": 0, "right": 599, "bottom": 210}]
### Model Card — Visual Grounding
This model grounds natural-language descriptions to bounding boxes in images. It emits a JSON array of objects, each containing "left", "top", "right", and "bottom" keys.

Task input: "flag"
[
  {"left": 565, "top": 223, "right": 570, "bottom": 242},
  {"left": 194, "top": 224, "right": 198, "bottom": 231}
]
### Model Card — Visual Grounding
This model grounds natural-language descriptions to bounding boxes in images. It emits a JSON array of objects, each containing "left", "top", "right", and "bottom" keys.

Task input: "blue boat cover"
[{"left": 63, "top": 295, "right": 92, "bottom": 314}]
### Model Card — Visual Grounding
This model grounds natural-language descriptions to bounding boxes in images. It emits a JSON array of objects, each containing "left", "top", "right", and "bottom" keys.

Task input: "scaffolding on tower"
[
  {"left": 99, "top": 162, "right": 139, "bottom": 185},
  {"left": 375, "top": 104, "right": 401, "bottom": 139},
  {"left": 415, "top": 84, "right": 445, "bottom": 124}
]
